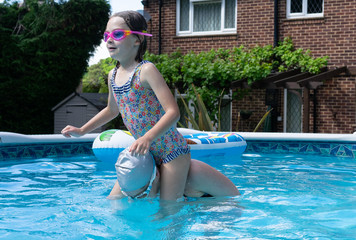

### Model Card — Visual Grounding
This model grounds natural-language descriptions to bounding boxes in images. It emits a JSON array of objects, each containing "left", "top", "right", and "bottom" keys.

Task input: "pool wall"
[
  {"left": 0, "top": 132, "right": 97, "bottom": 160},
  {"left": 242, "top": 132, "right": 356, "bottom": 158},
  {"left": 1, "top": 130, "right": 356, "bottom": 160}
]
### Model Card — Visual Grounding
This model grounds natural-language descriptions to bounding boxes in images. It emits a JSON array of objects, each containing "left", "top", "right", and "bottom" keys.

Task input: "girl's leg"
[{"left": 160, "top": 153, "right": 191, "bottom": 201}]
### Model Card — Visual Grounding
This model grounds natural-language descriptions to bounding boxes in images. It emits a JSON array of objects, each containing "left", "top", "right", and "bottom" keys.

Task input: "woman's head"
[
  {"left": 115, "top": 148, "right": 156, "bottom": 199},
  {"left": 106, "top": 11, "right": 150, "bottom": 62}
]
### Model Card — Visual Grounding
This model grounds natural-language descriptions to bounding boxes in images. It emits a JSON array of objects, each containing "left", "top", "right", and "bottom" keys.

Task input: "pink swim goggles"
[{"left": 103, "top": 29, "right": 152, "bottom": 42}]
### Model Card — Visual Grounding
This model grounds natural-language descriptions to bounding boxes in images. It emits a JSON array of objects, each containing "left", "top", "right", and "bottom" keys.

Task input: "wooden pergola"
[{"left": 231, "top": 66, "right": 355, "bottom": 132}]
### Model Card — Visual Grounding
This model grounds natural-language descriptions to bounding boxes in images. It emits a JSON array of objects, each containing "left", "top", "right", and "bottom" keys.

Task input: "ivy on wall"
[
  {"left": 145, "top": 37, "right": 328, "bottom": 123},
  {"left": 84, "top": 37, "right": 328, "bottom": 126}
]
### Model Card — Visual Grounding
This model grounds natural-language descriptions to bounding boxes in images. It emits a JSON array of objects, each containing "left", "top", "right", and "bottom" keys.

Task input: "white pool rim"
[{"left": 2, "top": 128, "right": 356, "bottom": 144}]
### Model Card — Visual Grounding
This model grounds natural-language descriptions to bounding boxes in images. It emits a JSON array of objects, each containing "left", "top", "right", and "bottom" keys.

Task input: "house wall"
[
  {"left": 278, "top": 0, "right": 356, "bottom": 133},
  {"left": 145, "top": 0, "right": 356, "bottom": 133},
  {"left": 310, "top": 76, "right": 356, "bottom": 133},
  {"left": 232, "top": 89, "right": 270, "bottom": 132},
  {"left": 146, "top": 0, "right": 240, "bottom": 54}
]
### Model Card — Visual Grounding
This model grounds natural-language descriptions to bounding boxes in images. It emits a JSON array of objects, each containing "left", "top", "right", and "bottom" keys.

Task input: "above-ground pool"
[{"left": 0, "top": 132, "right": 356, "bottom": 239}]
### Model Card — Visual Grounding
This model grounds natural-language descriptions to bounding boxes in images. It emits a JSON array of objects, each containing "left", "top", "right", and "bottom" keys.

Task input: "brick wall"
[
  {"left": 146, "top": 0, "right": 274, "bottom": 53},
  {"left": 309, "top": 77, "right": 356, "bottom": 133},
  {"left": 278, "top": 0, "right": 356, "bottom": 133},
  {"left": 232, "top": 89, "right": 270, "bottom": 132},
  {"left": 145, "top": 0, "right": 356, "bottom": 133}
]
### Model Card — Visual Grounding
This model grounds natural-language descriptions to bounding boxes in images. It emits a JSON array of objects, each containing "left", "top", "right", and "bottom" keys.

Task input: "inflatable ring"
[
  {"left": 184, "top": 132, "right": 246, "bottom": 158},
  {"left": 92, "top": 129, "right": 246, "bottom": 164},
  {"left": 92, "top": 129, "right": 134, "bottom": 166}
]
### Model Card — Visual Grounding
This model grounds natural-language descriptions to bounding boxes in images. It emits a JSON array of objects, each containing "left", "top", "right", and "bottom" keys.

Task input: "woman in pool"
[
  {"left": 61, "top": 11, "right": 191, "bottom": 201},
  {"left": 108, "top": 148, "right": 240, "bottom": 200}
]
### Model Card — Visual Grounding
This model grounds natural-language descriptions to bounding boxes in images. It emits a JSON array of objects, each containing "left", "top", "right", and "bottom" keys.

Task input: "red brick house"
[{"left": 143, "top": 0, "right": 356, "bottom": 133}]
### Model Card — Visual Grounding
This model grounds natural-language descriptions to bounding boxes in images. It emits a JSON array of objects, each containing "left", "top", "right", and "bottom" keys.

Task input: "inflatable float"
[{"left": 92, "top": 129, "right": 246, "bottom": 164}]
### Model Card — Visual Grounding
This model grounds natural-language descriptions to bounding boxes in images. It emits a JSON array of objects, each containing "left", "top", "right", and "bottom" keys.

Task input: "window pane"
[
  {"left": 193, "top": 2, "right": 221, "bottom": 32},
  {"left": 220, "top": 98, "right": 232, "bottom": 131},
  {"left": 307, "top": 0, "right": 323, "bottom": 13},
  {"left": 286, "top": 90, "right": 302, "bottom": 133},
  {"left": 291, "top": 0, "right": 303, "bottom": 13},
  {"left": 225, "top": 0, "right": 236, "bottom": 29},
  {"left": 180, "top": 0, "right": 190, "bottom": 31}
]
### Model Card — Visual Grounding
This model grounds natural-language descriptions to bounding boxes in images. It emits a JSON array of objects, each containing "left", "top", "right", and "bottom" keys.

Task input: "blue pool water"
[{"left": 0, "top": 152, "right": 355, "bottom": 239}]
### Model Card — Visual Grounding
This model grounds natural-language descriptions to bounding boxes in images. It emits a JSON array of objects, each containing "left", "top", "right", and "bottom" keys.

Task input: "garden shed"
[{"left": 52, "top": 92, "right": 108, "bottom": 134}]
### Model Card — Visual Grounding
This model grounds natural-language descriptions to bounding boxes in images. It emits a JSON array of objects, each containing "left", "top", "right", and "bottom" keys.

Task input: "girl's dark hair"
[{"left": 111, "top": 11, "right": 148, "bottom": 62}]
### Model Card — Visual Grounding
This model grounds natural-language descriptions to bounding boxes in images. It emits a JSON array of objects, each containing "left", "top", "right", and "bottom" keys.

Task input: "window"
[
  {"left": 177, "top": 0, "right": 237, "bottom": 36},
  {"left": 284, "top": 89, "right": 303, "bottom": 133},
  {"left": 287, "top": 0, "right": 324, "bottom": 19}
]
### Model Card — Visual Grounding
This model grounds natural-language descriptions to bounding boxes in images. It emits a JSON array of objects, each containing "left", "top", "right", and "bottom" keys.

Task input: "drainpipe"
[
  {"left": 274, "top": 0, "right": 279, "bottom": 47},
  {"left": 313, "top": 89, "right": 317, "bottom": 133},
  {"left": 267, "top": 0, "right": 279, "bottom": 132},
  {"left": 158, "top": 0, "right": 163, "bottom": 54}
]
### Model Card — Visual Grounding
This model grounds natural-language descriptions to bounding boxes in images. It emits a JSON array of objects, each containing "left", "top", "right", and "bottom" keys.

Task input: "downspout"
[
  {"left": 268, "top": 0, "right": 279, "bottom": 131},
  {"left": 274, "top": 0, "right": 279, "bottom": 47},
  {"left": 158, "top": 0, "right": 163, "bottom": 54},
  {"left": 313, "top": 89, "right": 317, "bottom": 133}
]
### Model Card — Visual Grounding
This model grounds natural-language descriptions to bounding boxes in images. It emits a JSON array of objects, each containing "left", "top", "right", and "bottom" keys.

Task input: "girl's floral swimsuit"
[{"left": 111, "top": 60, "right": 190, "bottom": 165}]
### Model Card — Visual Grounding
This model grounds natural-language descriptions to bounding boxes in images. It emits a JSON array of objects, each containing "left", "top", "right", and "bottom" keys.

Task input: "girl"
[{"left": 61, "top": 11, "right": 191, "bottom": 201}]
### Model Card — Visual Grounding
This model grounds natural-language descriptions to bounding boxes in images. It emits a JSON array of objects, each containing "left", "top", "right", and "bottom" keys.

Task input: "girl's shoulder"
[
  {"left": 108, "top": 68, "right": 115, "bottom": 81},
  {"left": 140, "top": 61, "right": 158, "bottom": 74},
  {"left": 108, "top": 64, "right": 119, "bottom": 80},
  {"left": 139, "top": 61, "right": 165, "bottom": 89}
]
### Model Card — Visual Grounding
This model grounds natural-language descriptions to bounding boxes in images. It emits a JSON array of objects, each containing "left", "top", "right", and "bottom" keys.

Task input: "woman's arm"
[
  {"left": 129, "top": 63, "right": 180, "bottom": 154},
  {"left": 107, "top": 180, "right": 125, "bottom": 200},
  {"left": 148, "top": 168, "right": 160, "bottom": 198},
  {"left": 62, "top": 70, "right": 120, "bottom": 137}
]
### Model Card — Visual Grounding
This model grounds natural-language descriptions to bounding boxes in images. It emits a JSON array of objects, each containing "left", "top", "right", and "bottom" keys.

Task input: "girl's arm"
[
  {"left": 129, "top": 63, "right": 180, "bottom": 154},
  {"left": 61, "top": 70, "right": 120, "bottom": 137}
]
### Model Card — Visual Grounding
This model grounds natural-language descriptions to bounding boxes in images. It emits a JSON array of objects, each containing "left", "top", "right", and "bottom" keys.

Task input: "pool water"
[{"left": 0, "top": 153, "right": 355, "bottom": 239}]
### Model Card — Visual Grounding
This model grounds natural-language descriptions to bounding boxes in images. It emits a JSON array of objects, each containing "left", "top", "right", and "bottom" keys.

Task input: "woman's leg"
[
  {"left": 184, "top": 159, "right": 240, "bottom": 197},
  {"left": 159, "top": 153, "right": 191, "bottom": 201}
]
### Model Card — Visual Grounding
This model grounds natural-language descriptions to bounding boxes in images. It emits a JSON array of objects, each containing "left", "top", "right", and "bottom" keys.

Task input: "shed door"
[{"left": 66, "top": 105, "right": 87, "bottom": 127}]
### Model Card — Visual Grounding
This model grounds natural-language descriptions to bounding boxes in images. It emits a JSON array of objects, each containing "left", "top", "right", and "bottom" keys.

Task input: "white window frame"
[
  {"left": 176, "top": 0, "right": 237, "bottom": 36},
  {"left": 287, "top": 0, "right": 324, "bottom": 19}
]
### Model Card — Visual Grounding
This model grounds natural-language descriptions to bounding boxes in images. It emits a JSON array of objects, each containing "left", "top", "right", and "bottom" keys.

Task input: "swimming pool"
[{"left": 0, "top": 133, "right": 356, "bottom": 239}]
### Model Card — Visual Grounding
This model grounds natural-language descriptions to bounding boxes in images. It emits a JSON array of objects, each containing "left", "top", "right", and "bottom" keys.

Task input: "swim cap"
[{"left": 115, "top": 148, "right": 155, "bottom": 193}]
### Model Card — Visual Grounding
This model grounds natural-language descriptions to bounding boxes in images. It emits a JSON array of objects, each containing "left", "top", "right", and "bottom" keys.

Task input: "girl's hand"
[
  {"left": 61, "top": 125, "right": 84, "bottom": 138},
  {"left": 129, "top": 135, "right": 152, "bottom": 155}
]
